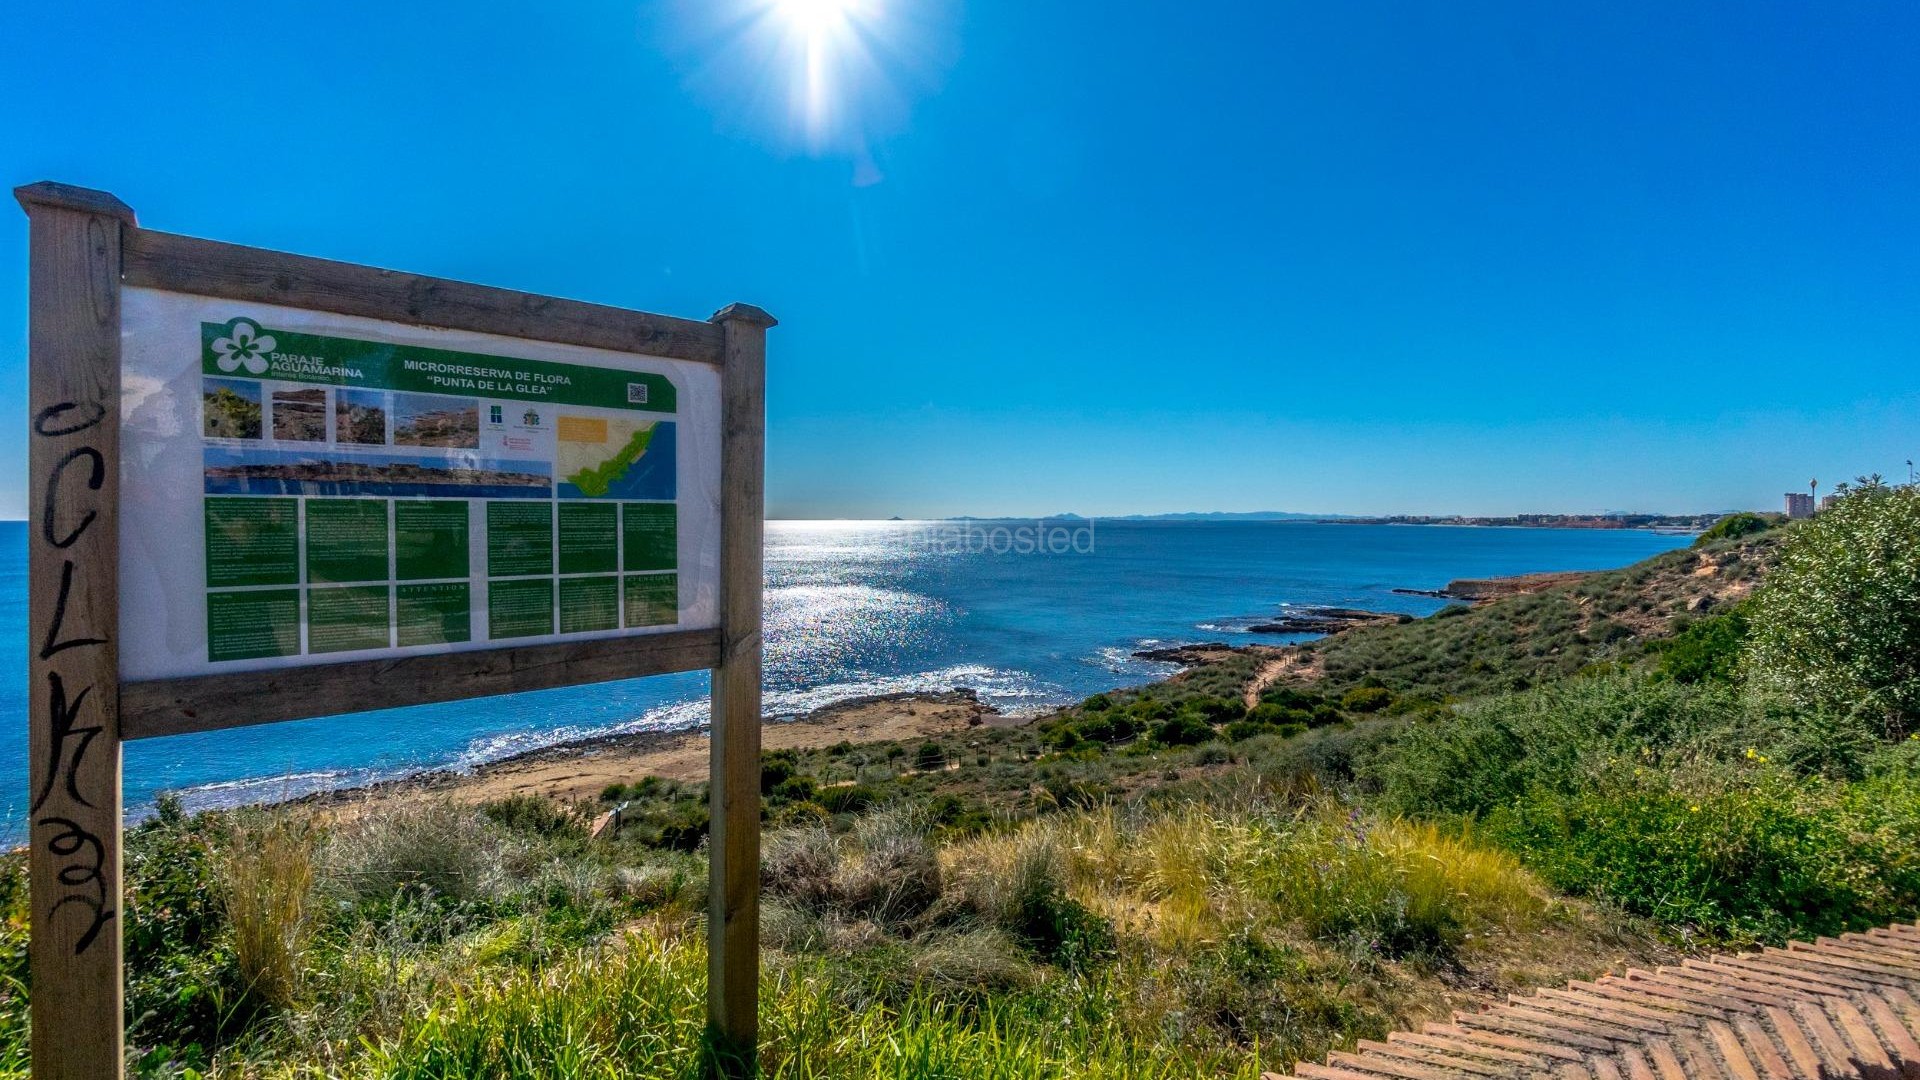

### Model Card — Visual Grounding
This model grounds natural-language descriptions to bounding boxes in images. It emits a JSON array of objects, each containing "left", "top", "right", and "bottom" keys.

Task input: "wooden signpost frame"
[{"left": 16, "top": 181, "right": 773, "bottom": 1079}]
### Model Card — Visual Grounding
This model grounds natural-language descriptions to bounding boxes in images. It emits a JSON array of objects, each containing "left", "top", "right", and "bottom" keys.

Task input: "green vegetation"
[
  {"left": 1746, "top": 480, "right": 1920, "bottom": 732},
  {"left": 1692, "top": 510, "right": 1780, "bottom": 547},
  {"left": 202, "top": 387, "right": 263, "bottom": 439},
  {"left": 6, "top": 496, "right": 1919, "bottom": 1077}
]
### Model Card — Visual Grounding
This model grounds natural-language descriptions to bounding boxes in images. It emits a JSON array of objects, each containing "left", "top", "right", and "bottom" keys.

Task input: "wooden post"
[
  {"left": 706, "top": 302, "right": 774, "bottom": 1072},
  {"left": 16, "top": 181, "right": 134, "bottom": 1080}
]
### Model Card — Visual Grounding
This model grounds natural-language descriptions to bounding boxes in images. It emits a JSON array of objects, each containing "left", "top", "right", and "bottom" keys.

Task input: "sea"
[{"left": 0, "top": 518, "right": 1692, "bottom": 833}]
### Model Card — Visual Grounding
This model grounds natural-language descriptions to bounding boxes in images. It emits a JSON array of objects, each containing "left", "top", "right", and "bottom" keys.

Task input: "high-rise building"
[
  {"left": 1820, "top": 493, "right": 1844, "bottom": 512},
  {"left": 1785, "top": 492, "right": 1814, "bottom": 519}
]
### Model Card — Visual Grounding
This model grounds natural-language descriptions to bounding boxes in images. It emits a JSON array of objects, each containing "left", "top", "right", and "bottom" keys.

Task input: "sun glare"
[
  {"left": 669, "top": 0, "right": 953, "bottom": 162},
  {"left": 777, "top": 0, "right": 859, "bottom": 35}
]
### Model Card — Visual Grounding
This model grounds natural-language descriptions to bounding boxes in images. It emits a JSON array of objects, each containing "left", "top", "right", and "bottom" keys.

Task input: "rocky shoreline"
[
  {"left": 1393, "top": 569, "right": 1591, "bottom": 603},
  {"left": 280, "top": 589, "right": 1477, "bottom": 812}
]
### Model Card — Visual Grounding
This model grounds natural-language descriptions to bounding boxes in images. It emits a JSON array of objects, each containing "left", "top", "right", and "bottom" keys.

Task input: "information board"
[
  {"left": 119, "top": 290, "right": 723, "bottom": 680},
  {"left": 18, "top": 181, "right": 772, "bottom": 1080}
]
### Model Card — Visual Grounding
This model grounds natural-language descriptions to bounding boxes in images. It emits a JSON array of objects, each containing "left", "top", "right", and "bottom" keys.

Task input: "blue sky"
[{"left": 3, "top": 1, "right": 1916, "bottom": 518}]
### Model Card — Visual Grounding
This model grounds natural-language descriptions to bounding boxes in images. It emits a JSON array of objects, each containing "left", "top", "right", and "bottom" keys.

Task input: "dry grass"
[{"left": 222, "top": 814, "right": 318, "bottom": 1010}]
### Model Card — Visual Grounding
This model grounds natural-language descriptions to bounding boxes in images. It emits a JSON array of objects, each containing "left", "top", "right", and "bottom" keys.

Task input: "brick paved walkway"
[{"left": 1283, "top": 922, "right": 1920, "bottom": 1079}]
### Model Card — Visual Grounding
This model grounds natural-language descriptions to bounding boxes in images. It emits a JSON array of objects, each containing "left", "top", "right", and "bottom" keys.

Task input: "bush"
[
  {"left": 1746, "top": 482, "right": 1920, "bottom": 733},
  {"left": 125, "top": 797, "right": 250, "bottom": 1052},
  {"left": 1339, "top": 687, "right": 1393, "bottom": 714},
  {"left": 763, "top": 807, "right": 943, "bottom": 927},
  {"left": 1695, "top": 511, "right": 1778, "bottom": 547},
  {"left": 914, "top": 742, "right": 949, "bottom": 771},
  {"left": 321, "top": 800, "right": 520, "bottom": 907},
  {"left": 482, "top": 795, "right": 585, "bottom": 838},
  {"left": 1649, "top": 605, "right": 1750, "bottom": 684},
  {"left": 815, "top": 783, "right": 880, "bottom": 815},
  {"left": 1485, "top": 764, "right": 1920, "bottom": 943},
  {"left": 1153, "top": 713, "right": 1216, "bottom": 747},
  {"left": 1185, "top": 696, "right": 1245, "bottom": 724},
  {"left": 761, "top": 749, "right": 801, "bottom": 794}
]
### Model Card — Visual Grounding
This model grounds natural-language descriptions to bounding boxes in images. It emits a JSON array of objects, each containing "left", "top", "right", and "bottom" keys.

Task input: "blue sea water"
[{"left": 0, "top": 519, "right": 1691, "bottom": 831}]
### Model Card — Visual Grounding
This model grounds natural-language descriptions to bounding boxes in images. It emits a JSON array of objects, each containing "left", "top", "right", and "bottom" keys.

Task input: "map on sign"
[
  {"left": 556, "top": 416, "right": 676, "bottom": 499},
  {"left": 116, "top": 290, "right": 724, "bottom": 680}
]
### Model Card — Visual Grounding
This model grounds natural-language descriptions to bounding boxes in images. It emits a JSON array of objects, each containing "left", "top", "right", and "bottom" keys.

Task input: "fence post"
[
  {"left": 17, "top": 181, "right": 135, "bottom": 1080},
  {"left": 707, "top": 302, "right": 774, "bottom": 1073}
]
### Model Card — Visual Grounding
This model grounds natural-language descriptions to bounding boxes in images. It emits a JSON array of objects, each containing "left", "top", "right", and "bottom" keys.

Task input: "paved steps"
[{"left": 1278, "top": 922, "right": 1920, "bottom": 1080}]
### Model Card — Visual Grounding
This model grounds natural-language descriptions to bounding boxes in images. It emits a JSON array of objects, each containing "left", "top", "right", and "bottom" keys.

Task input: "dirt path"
[{"left": 1242, "top": 646, "right": 1321, "bottom": 708}]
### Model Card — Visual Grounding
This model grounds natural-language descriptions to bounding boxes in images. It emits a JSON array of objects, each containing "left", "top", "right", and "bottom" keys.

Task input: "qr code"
[{"left": 627, "top": 382, "right": 649, "bottom": 404}]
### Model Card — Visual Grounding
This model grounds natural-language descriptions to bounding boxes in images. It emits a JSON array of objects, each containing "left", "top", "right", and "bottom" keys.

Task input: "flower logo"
[{"left": 211, "top": 321, "right": 275, "bottom": 375}]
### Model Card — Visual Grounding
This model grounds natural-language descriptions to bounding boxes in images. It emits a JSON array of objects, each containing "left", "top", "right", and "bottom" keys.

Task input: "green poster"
[
  {"left": 397, "top": 582, "right": 472, "bottom": 646},
  {"left": 487, "top": 501, "right": 553, "bottom": 577},
  {"left": 307, "top": 499, "right": 391, "bottom": 584},
  {"left": 308, "top": 585, "right": 392, "bottom": 653},
  {"left": 396, "top": 500, "right": 469, "bottom": 580},
  {"left": 558, "top": 503, "right": 618, "bottom": 574},
  {"left": 205, "top": 498, "right": 299, "bottom": 587},
  {"left": 202, "top": 317, "right": 675, "bottom": 413},
  {"left": 559, "top": 576, "right": 620, "bottom": 634},
  {"left": 622, "top": 503, "right": 677, "bottom": 571},
  {"left": 624, "top": 573, "right": 679, "bottom": 627},
  {"left": 489, "top": 577, "right": 555, "bottom": 639},
  {"left": 207, "top": 589, "right": 301, "bottom": 661}
]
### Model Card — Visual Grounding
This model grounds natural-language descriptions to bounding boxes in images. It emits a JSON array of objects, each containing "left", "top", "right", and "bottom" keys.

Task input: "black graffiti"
[
  {"left": 39, "top": 559, "right": 108, "bottom": 660},
  {"left": 42, "top": 445, "right": 104, "bottom": 549},
  {"left": 33, "top": 400, "right": 106, "bottom": 438},
  {"left": 30, "top": 672, "right": 99, "bottom": 814},
  {"left": 31, "top": 398, "right": 114, "bottom": 957},
  {"left": 38, "top": 817, "right": 114, "bottom": 955}
]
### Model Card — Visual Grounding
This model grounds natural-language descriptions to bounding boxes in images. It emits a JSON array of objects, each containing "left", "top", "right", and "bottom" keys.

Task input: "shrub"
[
  {"left": 321, "top": 800, "right": 519, "bottom": 907},
  {"left": 1339, "top": 687, "right": 1393, "bottom": 713},
  {"left": 761, "top": 749, "right": 801, "bottom": 793},
  {"left": 1223, "top": 719, "right": 1273, "bottom": 743},
  {"left": 763, "top": 807, "right": 943, "bottom": 927},
  {"left": 1153, "top": 713, "right": 1216, "bottom": 747},
  {"left": 125, "top": 797, "right": 249, "bottom": 1051},
  {"left": 913, "top": 741, "right": 949, "bottom": 771},
  {"left": 1185, "top": 696, "right": 1245, "bottom": 724},
  {"left": 954, "top": 830, "right": 1113, "bottom": 968},
  {"left": 1695, "top": 511, "right": 1778, "bottom": 546},
  {"left": 1246, "top": 703, "right": 1313, "bottom": 727},
  {"left": 1194, "top": 743, "right": 1233, "bottom": 766},
  {"left": 1485, "top": 764, "right": 1920, "bottom": 943},
  {"left": 814, "top": 783, "right": 880, "bottom": 815},
  {"left": 482, "top": 795, "right": 585, "bottom": 838},
  {"left": 1746, "top": 482, "right": 1920, "bottom": 733},
  {"left": 1649, "top": 604, "right": 1750, "bottom": 684}
]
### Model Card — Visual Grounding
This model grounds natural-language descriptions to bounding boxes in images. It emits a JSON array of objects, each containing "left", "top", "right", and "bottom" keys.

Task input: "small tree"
[{"left": 1745, "top": 480, "right": 1920, "bottom": 733}]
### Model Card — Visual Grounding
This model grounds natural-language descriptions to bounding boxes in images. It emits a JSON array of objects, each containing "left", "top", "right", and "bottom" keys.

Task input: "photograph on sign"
[{"left": 118, "top": 289, "right": 723, "bottom": 681}]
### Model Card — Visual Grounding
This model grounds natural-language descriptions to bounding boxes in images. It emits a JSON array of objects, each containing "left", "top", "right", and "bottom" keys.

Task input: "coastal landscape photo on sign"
[{"left": 17, "top": 181, "right": 773, "bottom": 1079}]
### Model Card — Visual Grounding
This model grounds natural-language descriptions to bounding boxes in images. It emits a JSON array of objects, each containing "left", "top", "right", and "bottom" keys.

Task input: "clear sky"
[{"left": 3, "top": 1, "right": 1916, "bottom": 518}]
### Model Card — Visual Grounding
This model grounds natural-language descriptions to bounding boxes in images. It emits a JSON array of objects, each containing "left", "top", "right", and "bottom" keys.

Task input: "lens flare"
[{"left": 664, "top": 0, "right": 956, "bottom": 162}]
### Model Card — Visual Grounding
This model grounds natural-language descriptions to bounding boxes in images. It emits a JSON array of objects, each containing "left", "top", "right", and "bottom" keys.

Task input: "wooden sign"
[{"left": 16, "top": 181, "right": 773, "bottom": 1077}]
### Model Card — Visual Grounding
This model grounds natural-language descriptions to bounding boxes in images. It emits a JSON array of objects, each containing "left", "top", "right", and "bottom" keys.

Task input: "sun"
[
  {"left": 775, "top": 0, "right": 862, "bottom": 36},
  {"left": 666, "top": 0, "right": 953, "bottom": 160}
]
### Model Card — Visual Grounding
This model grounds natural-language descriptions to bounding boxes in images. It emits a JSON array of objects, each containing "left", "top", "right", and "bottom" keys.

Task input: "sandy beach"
[{"left": 321, "top": 687, "right": 1007, "bottom": 810}]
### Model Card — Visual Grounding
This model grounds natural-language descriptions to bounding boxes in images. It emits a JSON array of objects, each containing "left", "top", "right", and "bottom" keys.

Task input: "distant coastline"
[{"left": 1319, "top": 513, "right": 1712, "bottom": 531}]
